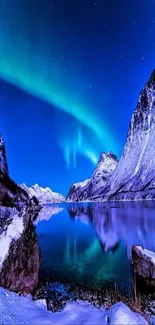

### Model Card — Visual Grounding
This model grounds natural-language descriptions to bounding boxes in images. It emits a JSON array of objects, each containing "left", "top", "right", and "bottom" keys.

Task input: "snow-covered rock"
[
  {"left": 0, "top": 208, "right": 40, "bottom": 293},
  {"left": 93, "top": 70, "right": 155, "bottom": 201},
  {"left": 108, "top": 302, "right": 148, "bottom": 325},
  {"left": 0, "top": 212, "right": 23, "bottom": 271},
  {"left": 132, "top": 245, "right": 155, "bottom": 281},
  {"left": 20, "top": 183, "right": 65, "bottom": 204},
  {"left": 66, "top": 152, "right": 118, "bottom": 201}
]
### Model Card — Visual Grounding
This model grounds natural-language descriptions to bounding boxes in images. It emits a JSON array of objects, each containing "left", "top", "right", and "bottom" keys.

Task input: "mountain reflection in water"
[{"left": 35, "top": 202, "right": 155, "bottom": 287}]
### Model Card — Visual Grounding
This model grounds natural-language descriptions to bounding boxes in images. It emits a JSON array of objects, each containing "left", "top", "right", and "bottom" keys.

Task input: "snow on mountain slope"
[
  {"left": 20, "top": 183, "right": 65, "bottom": 203},
  {"left": 66, "top": 152, "right": 118, "bottom": 202}
]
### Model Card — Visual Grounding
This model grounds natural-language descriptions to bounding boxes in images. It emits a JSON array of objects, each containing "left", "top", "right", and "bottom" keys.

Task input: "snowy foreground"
[{"left": 0, "top": 287, "right": 148, "bottom": 325}]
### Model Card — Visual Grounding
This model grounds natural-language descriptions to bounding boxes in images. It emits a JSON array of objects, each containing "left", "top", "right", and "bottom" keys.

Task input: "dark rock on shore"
[{"left": 132, "top": 245, "right": 155, "bottom": 288}]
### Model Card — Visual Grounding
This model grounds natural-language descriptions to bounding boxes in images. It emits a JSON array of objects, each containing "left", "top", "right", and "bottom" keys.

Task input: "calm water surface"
[{"left": 35, "top": 202, "right": 155, "bottom": 288}]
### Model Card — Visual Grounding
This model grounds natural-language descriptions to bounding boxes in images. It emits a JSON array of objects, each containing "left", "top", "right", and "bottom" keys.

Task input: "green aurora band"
[
  {"left": 0, "top": 2, "right": 117, "bottom": 161},
  {"left": 0, "top": 56, "right": 116, "bottom": 150}
]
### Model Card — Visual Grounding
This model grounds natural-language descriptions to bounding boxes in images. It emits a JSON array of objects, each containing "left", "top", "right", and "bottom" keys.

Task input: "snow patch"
[
  {"left": 136, "top": 246, "right": 155, "bottom": 264},
  {"left": 73, "top": 179, "right": 90, "bottom": 189},
  {"left": 0, "top": 214, "right": 23, "bottom": 270},
  {"left": 109, "top": 302, "right": 148, "bottom": 325}
]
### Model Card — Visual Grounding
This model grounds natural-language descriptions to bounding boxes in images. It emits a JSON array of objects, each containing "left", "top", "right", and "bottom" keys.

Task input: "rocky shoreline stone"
[
  {"left": 132, "top": 245, "right": 155, "bottom": 288},
  {"left": 0, "top": 208, "right": 41, "bottom": 294}
]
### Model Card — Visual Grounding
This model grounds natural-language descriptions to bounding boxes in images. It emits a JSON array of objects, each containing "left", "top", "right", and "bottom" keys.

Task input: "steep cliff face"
[
  {"left": 0, "top": 133, "right": 8, "bottom": 175},
  {"left": 66, "top": 179, "right": 90, "bottom": 202},
  {"left": 94, "top": 70, "right": 155, "bottom": 201},
  {"left": 0, "top": 207, "right": 41, "bottom": 293},
  {"left": 0, "top": 133, "right": 39, "bottom": 209},
  {"left": 66, "top": 152, "right": 118, "bottom": 201}
]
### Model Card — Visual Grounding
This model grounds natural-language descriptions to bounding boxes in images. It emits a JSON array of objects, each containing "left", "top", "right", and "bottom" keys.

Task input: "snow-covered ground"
[{"left": 0, "top": 287, "right": 148, "bottom": 325}]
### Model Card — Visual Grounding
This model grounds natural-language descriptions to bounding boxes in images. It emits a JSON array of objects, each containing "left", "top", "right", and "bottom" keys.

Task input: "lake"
[{"left": 35, "top": 202, "right": 155, "bottom": 289}]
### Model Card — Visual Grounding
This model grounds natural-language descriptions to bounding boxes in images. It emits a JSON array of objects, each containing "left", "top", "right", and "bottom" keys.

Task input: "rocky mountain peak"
[
  {"left": 98, "top": 152, "right": 118, "bottom": 164},
  {"left": 66, "top": 151, "right": 118, "bottom": 201},
  {"left": 127, "top": 71, "right": 155, "bottom": 143},
  {"left": 92, "top": 152, "right": 118, "bottom": 182}
]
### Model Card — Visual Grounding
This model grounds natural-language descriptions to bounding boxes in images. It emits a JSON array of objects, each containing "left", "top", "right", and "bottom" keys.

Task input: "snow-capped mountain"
[
  {"left": 66, "top": 152, "right": 118, "bottom": 201},
  {"left": 93, "top": 69, "right": 155, "bottom": 201},
  {"left": 20, "top": 183, "right": 65, "bottom": 204}
]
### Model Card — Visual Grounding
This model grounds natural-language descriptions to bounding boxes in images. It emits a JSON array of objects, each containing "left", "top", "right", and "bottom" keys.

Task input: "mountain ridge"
[{"left": 20, "top": 183, "right": 65, "bottom": 203}]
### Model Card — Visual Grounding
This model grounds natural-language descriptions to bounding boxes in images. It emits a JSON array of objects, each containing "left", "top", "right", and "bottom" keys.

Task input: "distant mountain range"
[
  {"left": 20, "top": 183, "right": 65, "bottom": 204},
  {"left": 66, "top": 69, "right": 155, "bottom": 202}
]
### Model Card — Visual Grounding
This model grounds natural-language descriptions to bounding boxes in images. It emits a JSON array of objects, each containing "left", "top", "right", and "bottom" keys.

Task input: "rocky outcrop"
[
  {"left": 0, "top": 133, "right": 39, "bottom": 210},
  {"left": 0, "top": 207, "right": 41, "bottom": 293},
  {"left": 66, "top": 152, "right": 118, "bottom": 201},
  {"left": 132, "top": 245, "right": 155, "bottom": 286},
  {"left": 20, "top": 183, "right": 65, "bottom": 204},
  {"left": 93, "top": 70, "right": 155, "bottom": 201}
]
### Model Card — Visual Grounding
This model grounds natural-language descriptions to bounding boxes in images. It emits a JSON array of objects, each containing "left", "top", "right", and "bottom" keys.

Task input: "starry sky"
[{"left": 0, "top": 0, "right": 155, "bottom": 195}]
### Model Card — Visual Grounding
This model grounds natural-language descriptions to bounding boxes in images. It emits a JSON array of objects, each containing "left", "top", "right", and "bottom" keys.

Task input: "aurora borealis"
[{"left": 0, "top": 0, "right": 155, "bottom": 194}]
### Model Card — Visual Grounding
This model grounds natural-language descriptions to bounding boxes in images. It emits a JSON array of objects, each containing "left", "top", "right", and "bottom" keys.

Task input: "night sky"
[{"left": 0, "top": 0, "right": 155, "bottom": 195}]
